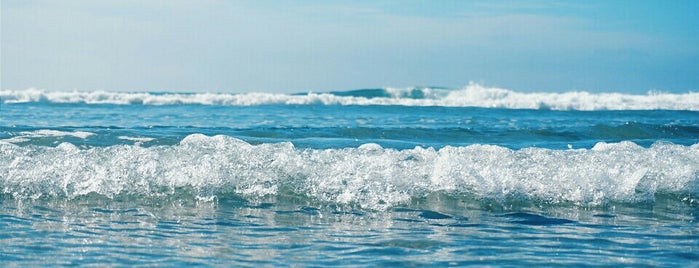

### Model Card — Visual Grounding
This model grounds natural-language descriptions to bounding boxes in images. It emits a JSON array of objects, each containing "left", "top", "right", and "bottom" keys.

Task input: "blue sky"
[{"left": 2, "top": 0, "right": 698, "bottom": 93}]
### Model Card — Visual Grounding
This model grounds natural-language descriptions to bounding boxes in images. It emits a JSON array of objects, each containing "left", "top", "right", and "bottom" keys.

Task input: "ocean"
[{"left": 1, "top": 84, "right": 697, "bottom": 266}]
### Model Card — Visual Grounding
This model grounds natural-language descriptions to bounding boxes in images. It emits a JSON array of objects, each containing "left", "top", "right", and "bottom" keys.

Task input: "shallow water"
[
  {"left": 2, "top": 194, "right": 696, "bottom": 266},
  {"left": 1, "top": 86, "right": 697, "bottom": 266}
]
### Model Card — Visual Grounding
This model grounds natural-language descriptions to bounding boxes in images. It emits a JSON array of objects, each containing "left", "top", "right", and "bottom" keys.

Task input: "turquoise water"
[{"left": 1, "top": 86, "right": 698, "bottom": 266}]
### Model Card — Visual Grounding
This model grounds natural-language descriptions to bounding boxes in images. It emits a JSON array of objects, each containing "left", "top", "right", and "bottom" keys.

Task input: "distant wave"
[
  {"left": 1, "top": 134, "right": 697, "bottom": 210},
  {"left": 2, "top": 84, "right": 698, "bottom": 110}
]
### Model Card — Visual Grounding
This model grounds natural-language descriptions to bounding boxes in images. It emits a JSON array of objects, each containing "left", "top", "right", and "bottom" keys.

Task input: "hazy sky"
[{"left": 2, "top": 0, "right": 698, "bottom": 93}]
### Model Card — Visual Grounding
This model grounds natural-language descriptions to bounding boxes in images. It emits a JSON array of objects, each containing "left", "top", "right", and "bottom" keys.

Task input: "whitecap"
[{"left": 2, "top": 84, "right": 698, "bottom": 111}]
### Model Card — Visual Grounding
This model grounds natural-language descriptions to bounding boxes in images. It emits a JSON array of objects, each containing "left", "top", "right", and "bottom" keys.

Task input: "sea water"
[{"left": 1, "top": 84, "right": 697, "bottom": 266}]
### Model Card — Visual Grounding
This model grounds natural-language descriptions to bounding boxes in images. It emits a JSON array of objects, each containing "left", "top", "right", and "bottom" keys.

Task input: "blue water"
[{"left": 1, "top": 86, "right": 698, "bottom": 266}]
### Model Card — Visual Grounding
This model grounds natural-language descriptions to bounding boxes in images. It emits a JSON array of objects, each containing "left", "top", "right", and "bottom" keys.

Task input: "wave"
[
  {"left": 2, "top": 84, "right": 698, "bottom": 110},
  {"left": 1, "top": 134, "right": 697, "bottom": 210}
]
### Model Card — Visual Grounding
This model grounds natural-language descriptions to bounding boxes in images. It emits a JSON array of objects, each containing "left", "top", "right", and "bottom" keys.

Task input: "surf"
[
  {"left": 2, "top": 84, "right": 698, "bottom": 110},
  {"left": 1, "top": 134, "right": 696, "bottom": 210}
]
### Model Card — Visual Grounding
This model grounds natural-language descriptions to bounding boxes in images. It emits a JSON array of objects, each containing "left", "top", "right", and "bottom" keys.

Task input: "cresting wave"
[
  {"left": 2, "top": 84, "right": 698, "bottom": 111},
  {"left": 1, "top": 134, "right": 697, "bottom": 210}
]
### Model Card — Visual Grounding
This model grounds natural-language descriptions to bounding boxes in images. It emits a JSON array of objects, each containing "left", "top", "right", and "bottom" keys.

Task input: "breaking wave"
[
  {"left": 2, "top": 84, "right": 698, "bottom": 111},
  {"left": 1, "top": 134, "right": 697, "bottom": 210}
]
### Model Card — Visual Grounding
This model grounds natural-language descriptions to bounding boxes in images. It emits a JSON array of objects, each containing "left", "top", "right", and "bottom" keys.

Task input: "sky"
[{"left": 2, "top": 0, "right": 698, "bottom": 93}]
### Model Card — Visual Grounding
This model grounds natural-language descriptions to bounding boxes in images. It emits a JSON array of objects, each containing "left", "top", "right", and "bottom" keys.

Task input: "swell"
[
  {"left": 1, "top": 134, "right": 697, "bottom": 210},
  {"left": 2, "top": 84, "right": 698, "bottom": 111}
]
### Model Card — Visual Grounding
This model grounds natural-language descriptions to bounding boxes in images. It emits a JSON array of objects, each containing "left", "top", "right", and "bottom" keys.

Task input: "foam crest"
[
  {"left": 2, "top": 85, "right": 698, "bottom": 110},
  {"left": 1, "top": 130, "right": 95, "bottom": 144},
  {"left": 442, "top": 86, "right": 699, "bottom": 110},
  {"left": 0, "top": 135, "right": 696, "bottom": 209}
]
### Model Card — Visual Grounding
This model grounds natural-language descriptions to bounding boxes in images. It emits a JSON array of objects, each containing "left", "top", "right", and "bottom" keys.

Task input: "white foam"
[
  {"left": 25, "top": 130, "right": 95, "bottom": 139},
  {"left": 1, "top": 130, "right": 95, "bottom": 143},
  {"left": 2, "top": 85, "right": 698, "bottom": 110},
  {"left": 0, "top": 137, "right": 31, "bottom": 144},
  {"left": 0, "top": 135, "right": 696, "bottom": 210},
  {"left": 117, "top": 136, "right": 155, "bottom": 142}
]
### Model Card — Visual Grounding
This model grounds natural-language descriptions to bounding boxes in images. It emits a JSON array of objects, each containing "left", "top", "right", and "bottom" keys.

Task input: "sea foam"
[
  {"left": 1, "top": 134, "right": 696, "bottom": 210},
  {"left": 2, "top": 84, "right": 698, "bottom": 110}
]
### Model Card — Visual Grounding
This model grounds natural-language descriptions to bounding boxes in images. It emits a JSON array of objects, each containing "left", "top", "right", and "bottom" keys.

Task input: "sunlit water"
[{"left": 1, "top": 86, "right": 697, "bottom": 266}]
